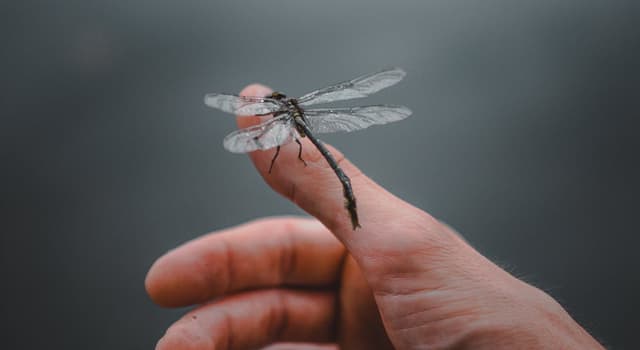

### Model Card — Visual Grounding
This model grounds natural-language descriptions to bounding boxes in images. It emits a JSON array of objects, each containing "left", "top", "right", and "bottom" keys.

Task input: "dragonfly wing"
[
  {"left": 223, "top": 115, "right": 294, "bottom": 153},
  {"left": 297, "top": 68, "right": 406, "bottom": 106},
  {"left": 303, "top": 105, "right": 412, "bottom": 134},
  {"left": 204, "top": 93, "right": 284, "bottom": 116}
]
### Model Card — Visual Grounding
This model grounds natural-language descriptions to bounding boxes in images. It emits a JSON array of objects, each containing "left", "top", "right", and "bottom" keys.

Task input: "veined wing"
[
  {"left": 204, "top": 93, "right": 284, "bottom": 116},
  {"left": 223, "top": 114, "right": 294, "bottom": 153},
  {"left": 297, "top": 68, "right": 406, "bottom": 106},
  {"left": 303, "top": 105, "right": 412, "bottom": 134}
]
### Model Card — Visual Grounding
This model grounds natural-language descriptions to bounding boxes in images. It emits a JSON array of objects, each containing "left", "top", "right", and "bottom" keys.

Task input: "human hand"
[{"left": 146, "top": 84, "right": 604, "bottom": 349}]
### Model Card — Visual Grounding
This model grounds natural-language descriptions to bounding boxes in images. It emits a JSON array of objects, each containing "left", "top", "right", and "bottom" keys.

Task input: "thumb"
[
  {"left": 236, "top": 85, "right": 515, "bottom": 347},
  {"left": 236, "top": 84, "right": 464, "bottom": 275}
]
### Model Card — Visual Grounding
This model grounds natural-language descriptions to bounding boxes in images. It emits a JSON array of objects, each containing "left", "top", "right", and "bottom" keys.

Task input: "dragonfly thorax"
[{"left": 285, "top": 98, "right": 308, "bottom": 138}]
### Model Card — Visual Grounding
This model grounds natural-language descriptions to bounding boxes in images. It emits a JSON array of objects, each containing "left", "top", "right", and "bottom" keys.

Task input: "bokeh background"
[{"left": 2, "top": 0, "right": 639, "bottom": 348}]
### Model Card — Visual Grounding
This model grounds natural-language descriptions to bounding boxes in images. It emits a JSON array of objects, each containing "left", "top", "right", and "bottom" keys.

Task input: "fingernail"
[{"left": 252, "top": 84, "right": 273, "bottom": 97}]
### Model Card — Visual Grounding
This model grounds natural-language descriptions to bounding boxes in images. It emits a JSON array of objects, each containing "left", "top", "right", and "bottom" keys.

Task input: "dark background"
[{"left": 2, "top": 1, "right": 639, "bottom": 349}]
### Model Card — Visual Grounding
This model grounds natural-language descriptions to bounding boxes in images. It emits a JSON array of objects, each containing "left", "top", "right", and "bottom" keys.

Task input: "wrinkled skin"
[{"left": 145, "top": 84, "right": 604, "bottom": 350}]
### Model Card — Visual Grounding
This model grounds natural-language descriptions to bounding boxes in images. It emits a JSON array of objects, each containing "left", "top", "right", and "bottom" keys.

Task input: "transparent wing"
[
  {"left": 223, "top": 114, "right": 294, "bottom": 153},
  {"left": 297, "top": 67, "right": 406, "bottom": 106},
  {"left": 303, "top": 105, "right": 412, "bottom": 134},
  {"left": 204, "top": 93, "right": 285, "bottom": 116}
]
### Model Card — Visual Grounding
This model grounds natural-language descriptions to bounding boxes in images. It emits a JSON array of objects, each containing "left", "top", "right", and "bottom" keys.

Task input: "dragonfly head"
[{"left": 270, "top": 91, "right": 287, "bottom": 100}]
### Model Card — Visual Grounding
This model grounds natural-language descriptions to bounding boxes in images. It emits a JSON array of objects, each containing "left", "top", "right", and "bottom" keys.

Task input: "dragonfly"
[{"left": 204, "top": 67, "right": 412, "bottom": 230}]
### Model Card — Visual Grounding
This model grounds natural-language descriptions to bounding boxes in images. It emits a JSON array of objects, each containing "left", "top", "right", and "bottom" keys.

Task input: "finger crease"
[
  {"left": 220, "top": 236, "right": 235, "bottom": 293},
  {"left": 270, "top": 292, "right": 289, "bottom": 341},
  {"left": 219, "top": 308, "right": 234, "bottom": 350},
  {"left": 279, "top": 230, "right": 297, "bottom": 284}
]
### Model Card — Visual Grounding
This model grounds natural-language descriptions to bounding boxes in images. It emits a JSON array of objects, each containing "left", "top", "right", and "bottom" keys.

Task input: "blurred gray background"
[{"left": 2, "top": 0, "right": 639, "bottom": 348}]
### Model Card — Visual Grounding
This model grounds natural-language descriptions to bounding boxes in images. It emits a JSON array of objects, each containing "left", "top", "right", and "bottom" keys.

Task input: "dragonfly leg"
[
  {"left": 295, "top": 138, "right": 308, "bottom": 167},
  {"left": 268, "top": 146, "right": 281, "bottom": 174}
]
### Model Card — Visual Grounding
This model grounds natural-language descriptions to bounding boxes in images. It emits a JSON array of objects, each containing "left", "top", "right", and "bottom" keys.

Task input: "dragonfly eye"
[{"left": 270, "top": 92, "right": 287, "bottom": 100}]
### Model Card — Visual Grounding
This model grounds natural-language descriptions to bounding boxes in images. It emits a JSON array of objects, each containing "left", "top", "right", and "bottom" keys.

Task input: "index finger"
[{"left": 145, "top": 217, "right": 345, "bottom": 307}]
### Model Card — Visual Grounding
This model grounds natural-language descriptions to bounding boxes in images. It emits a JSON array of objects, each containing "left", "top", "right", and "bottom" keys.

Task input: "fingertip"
[
  {"left": 156, "top": 322, "right": 212, "bottom": 350},
  {"left": 145, "top": 257, "right": 168, "bottom": 306},
  {"left": 236, "top": 83, "right": 274, "bottom": 130},
  {"left": 145, "top": 252, "right": 194, "bottom": 308}
]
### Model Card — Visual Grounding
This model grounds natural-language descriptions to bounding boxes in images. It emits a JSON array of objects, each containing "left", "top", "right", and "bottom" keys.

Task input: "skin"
[{"left": 146, "top": 84, "right": 605, "bottom": 349}]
